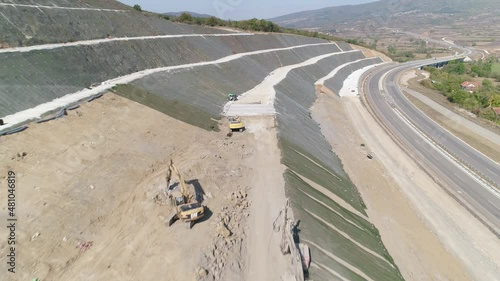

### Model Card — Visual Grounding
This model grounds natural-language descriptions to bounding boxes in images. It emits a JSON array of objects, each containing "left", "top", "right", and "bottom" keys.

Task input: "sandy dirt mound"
[{"left": 350, "top": 44, "right": 392, "bottom": 62}]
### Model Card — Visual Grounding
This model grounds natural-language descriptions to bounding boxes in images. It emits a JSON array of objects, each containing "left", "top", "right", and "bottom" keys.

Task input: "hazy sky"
[{"left": 118, "top": 0, "right": 376, "bottom": 20}]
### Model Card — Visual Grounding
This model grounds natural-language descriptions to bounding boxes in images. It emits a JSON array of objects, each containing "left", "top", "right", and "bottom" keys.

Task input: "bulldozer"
[{"left": 165, "top": 160, "right": 205, "bottom": 229}]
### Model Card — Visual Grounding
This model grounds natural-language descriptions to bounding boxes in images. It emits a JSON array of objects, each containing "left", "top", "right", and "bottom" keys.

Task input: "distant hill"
[
  {"left": 271, "top": 0, "right": 500, "bottom": 32},
  {"left": 163, "top": 11, "right": 213, "bottom": 18}
]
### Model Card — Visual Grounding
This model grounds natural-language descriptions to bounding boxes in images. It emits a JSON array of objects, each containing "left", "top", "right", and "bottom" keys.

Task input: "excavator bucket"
[{"left": 167, "top": 211, "right": 179, "bottom": 227}]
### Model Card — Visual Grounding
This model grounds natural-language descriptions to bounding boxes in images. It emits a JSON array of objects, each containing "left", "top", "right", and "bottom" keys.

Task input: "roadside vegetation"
[
  {"left": 346, "top": 36, "right": 449, "bottom": 63},
  {"left": 421, "top": 57, "right": 500, "bottom": 123},
  {"left": 156, "top": 11, "right": 392, "bottom": 54},
  {"left": 161, "top": 12, "right": 344, "bottom": 42}
]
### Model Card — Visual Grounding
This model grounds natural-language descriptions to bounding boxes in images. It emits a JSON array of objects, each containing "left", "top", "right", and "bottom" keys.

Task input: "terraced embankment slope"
[{"left": 0, "top": 1, "right": 400, "bottom": 280}]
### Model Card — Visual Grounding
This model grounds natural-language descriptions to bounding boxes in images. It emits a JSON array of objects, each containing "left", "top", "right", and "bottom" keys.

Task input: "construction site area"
[{"left": 1, "top": 1, "right": 499, "bottom": 281}]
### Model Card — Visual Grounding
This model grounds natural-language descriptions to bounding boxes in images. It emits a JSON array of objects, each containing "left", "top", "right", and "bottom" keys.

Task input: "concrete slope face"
[{"left": 0, "top": 1, "right": 396, "bottom": 280}]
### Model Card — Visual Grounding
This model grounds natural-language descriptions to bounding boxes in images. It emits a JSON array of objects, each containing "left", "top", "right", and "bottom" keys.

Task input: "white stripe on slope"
[
  {"left": 0, "top": 42, "right": 336, "bottom": 129},
  {"left": 338, "top": 63, "right": 385, "bottom": 97},
  {"left": 302, "top": 239, "right": 376, "bottom": 281},
  {"left": 312, "top": 262, "right": 350, "bottom": 281},
  {"left": 298, "top": 188, "right": 365, "bottom": 231},
  {"left": 224, "top": 49, "right": 360, "bottom": 116},
  {"left": 0, "top": 3, "right": 127, "bottom": 12},
  {"left": 0, "top": 33, "right": 254, "bottom": 54},
  {"left": 305, "top": 209, "right": 394, "bottom": 267},
  {"left": 315, "top": 57, "right": 373, "bottom": 86}
]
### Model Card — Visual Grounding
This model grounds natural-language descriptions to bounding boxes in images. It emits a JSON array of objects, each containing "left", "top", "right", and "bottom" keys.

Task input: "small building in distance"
[{"left": 460, "top": 81, "right": 480, "bottom": 93}]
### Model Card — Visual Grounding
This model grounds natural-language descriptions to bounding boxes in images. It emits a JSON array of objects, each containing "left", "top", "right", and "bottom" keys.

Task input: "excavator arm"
[
  {"left": 164, "top": 159, "right": 205, "bottom": 228},
  {"left": 166, "top": 160, "right": 193, "bottom": 202}
]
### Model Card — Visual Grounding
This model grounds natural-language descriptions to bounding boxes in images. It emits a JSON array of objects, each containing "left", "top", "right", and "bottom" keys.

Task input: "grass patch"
[
  {"left": 285, "top": 170, "right": 397, "bottom": 264},
  {"left": 279, "top": 138, "right": 366, "bottom": 215},
  {"left": 286, "top": 180, "right": 404, "bottom": 281},
  {"left": 492, "top": 63, "right": 500, "bottom": 75},
  {"left": 278, "top": 127, "right": 403, "bottom": 280},
  {"left": 112, "top": 84, "right": 220, "bottom": 131}
]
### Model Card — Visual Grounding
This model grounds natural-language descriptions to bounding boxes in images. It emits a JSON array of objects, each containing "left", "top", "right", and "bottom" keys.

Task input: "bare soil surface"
[
  {"left": 312, "top": 93, "right": 472, "bottom": 281},
  {"left": 241, "top": 117, "right": 293, "bottom": 281},
  {"left": 350, "top": 44, "right": 393, "bottom": 62},
  {"left": 0, "top": 94, "right": 288, "bottom": 281}
]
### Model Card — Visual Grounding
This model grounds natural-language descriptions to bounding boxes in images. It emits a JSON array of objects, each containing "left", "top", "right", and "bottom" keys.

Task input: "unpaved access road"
[{"left": 0, "top": 94, "right": 289, "bottom": 281}]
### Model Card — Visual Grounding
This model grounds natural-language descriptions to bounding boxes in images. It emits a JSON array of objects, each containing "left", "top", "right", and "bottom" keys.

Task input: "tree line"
[
  {"left": 163, "top": 12, "right": 345, "bottom": 42},
  {"left": 421, "top": 58, "right": 500, "bottom": 123},
  {"left": 129, "top": 6, "right": 382, "bottom": 52}
]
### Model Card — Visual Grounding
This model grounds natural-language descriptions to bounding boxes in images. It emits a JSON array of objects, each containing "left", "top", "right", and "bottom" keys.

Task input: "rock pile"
[{"left": 197, "top": 186, "right": 250, "bottom": 280}]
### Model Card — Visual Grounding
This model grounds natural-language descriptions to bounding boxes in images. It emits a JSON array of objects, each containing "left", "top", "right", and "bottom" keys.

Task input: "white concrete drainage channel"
[{"left": 223, "top": 49, "right": 361, "bottom": 117}]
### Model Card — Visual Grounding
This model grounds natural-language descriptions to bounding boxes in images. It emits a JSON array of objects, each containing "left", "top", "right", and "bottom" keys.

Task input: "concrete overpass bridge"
[{"left": 418, "top": 57, "right": 466, "bottom": 69}]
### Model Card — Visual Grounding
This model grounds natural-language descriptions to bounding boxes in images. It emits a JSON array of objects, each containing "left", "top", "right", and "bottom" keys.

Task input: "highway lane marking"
[
  {"left": 392, "top": 107, "right": 500, "bottom": 201},
  {"left": 382, "top": 66, "right": 500, "bottom": 180},
  {"left": 391, "top": 77, "right": 500, "bottom": 177}
]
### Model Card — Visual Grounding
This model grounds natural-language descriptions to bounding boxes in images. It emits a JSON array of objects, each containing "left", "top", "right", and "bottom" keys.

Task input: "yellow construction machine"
[
  {"left": 228, "top": 116, "right": 245, "bottom": 132},
  {"left": 165, "top": 160, "right": 205, "bottom": 229}
]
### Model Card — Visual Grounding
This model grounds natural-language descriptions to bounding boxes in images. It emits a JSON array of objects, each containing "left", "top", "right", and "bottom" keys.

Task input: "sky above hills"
[{"left": 118, "top": 0, "right": 376, "bottom": 20}]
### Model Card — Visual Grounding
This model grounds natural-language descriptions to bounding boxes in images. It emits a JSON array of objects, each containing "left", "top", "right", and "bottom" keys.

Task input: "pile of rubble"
[{"left": 197, "top": 187, "right": 250, "bottom": 280}]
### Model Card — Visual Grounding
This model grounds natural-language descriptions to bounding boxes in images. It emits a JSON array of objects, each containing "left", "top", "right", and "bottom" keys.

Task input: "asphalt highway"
[{"left": 364, "top": 57, "right": 500, "bottom": 234}]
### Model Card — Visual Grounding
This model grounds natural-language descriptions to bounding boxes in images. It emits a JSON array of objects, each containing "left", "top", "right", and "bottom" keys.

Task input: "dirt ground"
[
  {"left": 0, "top": 94, "right": 289, "bottom": 281},
  {"left": 350, "top": 44, "right": 392, "bottom": 62}
]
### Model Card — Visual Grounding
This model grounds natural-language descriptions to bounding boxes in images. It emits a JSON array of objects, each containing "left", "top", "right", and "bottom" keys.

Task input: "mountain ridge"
[{"left": 271, "top": 0, "right": 500, "bottom": 31}]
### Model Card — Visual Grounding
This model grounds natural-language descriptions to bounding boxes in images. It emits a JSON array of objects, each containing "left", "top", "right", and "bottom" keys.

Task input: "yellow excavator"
[
  {"left": 228, "top": 116, "right": 245, "bottom": 132},
  {"left": 165, "top": 160, "right": 205, "bottom": 229}
]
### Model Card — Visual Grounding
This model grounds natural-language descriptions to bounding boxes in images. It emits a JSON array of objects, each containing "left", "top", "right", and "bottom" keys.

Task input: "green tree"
[
  {"left": 448, "top": 90, "right": 468, "bottom": 104},
  {"left": 387, "top": 45, "right": 396, "bottom": 54},
  {"left": 133, "top": 4, "right": 142, "bottom": 11},
  {"left": 205, "top": 16, "right": 219, "bottom": 26},
  {"left": 482, "top": 79, "right": 493, "bottom": 88},
  {"left": 193, "top": 18, "right": 203, "bottom": 25},
  {"left": 178, "top": 13, "right": 193, "bottom": 23},
  {"left": 492, "top": 94, "right": 500, "bottom": 107}
]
